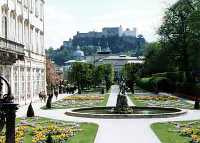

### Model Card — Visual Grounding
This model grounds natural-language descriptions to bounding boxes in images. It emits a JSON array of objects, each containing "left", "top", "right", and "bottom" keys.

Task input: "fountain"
[{"left": 65, "top": 79, "right": 186, "bottom": 119}]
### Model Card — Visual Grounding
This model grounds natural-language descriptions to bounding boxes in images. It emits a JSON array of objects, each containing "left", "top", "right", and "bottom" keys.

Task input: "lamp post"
[{"left": 0, "top": 76, "right": 18, "bottom": 143}]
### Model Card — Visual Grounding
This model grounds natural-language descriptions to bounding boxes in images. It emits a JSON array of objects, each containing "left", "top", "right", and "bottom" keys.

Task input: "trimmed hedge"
[
  {"left": 136, "top": 77, "right": 154, "bottom": 91},
  {"left": 136, "top": 76, "right": 175, "bottom": 93},
  {"left": 152, "top": 71, "right": 185, "bottom": 83}
]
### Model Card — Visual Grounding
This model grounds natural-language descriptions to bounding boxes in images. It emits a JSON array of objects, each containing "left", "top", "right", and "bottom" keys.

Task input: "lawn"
[
  {"left": 0, "top": 117, "right": 98, "bottom": 143},
  {"left": 42, "top": 93, "right": 109, "bottom": 110},
  {"left": 151, "top": 120, "right": 200, "bottom": 143},
  {"left": 130, "top": 95, "right": 194, "bottom": 109},
  {"left": 68, "top": 123, "right": 98, "bottom": 143}
]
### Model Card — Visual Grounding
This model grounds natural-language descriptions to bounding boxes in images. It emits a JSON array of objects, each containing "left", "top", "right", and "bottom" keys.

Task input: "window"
[
  {"left": 35, "top": 29, "right": 39, "bottom": 53},
  {"left": 24, "top": 0, "right": 29, "bottom": 8},
  {"left": 2, "top": 16, "right": 8, "bottom": 38},
  {"left": 10, "top": 12, "right": 16, "bottom": 40},
  {"left": 14, "top": 68, "right": 19, "bottom": 103},
  {"left": 35, "top": 0, "right": 39, "bottom": 17},
  {"left": 40, "top": 33, "right": 44, "bottom": 55},
  {"left": 20, "top": 68, "right": 25, "bottom": 101},
  {"left": 40, "top": 2, "right": 44, "bottom": 20},
  {"left": 18, "top": 18, "right": 23, "bottom": 43},
  {"left": 36, "top": 70, "right": 40, "bottom": 94},
  {"left": 24, "top": 21, "right": 29, "bottom": 50},
  {"left": 27, "top": 68, "right": 31, "bottom": 99},
  {"left": 30, "top": 0, "right": 34, "bottom": 13},
  {"left": 30, "top": 26, "right": 34, "bottom": 51}
]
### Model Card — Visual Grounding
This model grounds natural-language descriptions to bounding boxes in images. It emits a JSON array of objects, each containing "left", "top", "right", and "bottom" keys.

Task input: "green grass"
[
  {"left": 151, "top": 122, "right": 191, "bottom": 143},
  {"left": 98, "top": 94, "right": 109, "bottom": 106},
  {"left": 130, "top": 96, "right": 146, "bottom": 107},
  {"left": 68, "top": 123, "right": 98, "bottom": 143},
  {"left": 23, "top": 128, "right": 33, "bottom": 143}
]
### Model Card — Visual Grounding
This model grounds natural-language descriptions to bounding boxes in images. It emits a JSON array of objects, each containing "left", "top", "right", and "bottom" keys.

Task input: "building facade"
[
  {"left": 99, "top": 55, "right": 144, "bottom": 78},
  {"left": 0, "top": 0, "right": 46, "bottom": 105}
]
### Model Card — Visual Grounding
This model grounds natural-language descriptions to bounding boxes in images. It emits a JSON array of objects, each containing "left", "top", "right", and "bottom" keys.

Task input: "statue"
[{"left": 115, "top": 78, "right": 133, "bottom": 114}]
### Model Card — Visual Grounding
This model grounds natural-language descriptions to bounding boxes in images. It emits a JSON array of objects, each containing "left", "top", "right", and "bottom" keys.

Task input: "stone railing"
[{"left": 0, "top": 36, "right": 25, "bottom": 55}]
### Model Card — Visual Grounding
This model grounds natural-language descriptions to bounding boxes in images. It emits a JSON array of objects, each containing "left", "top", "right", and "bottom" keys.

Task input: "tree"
[
  {"left": 143, "top": 0, "right": 200, "bottom": 77},
  {"left": 68, "top": 62, "right": 95, "bottom": 91},
  {"left": 159, "top": 0, "right": 200, "bottom": 73},
  {"left": 46, "top": 94, "right": 53, "bottom": 109},
  {"left": 94, "top": 65, "right": 105, "bottom": 86},
  {"left": 121, "top": 63, "right": 139, "bottom": 93},
  {"left": 46, "top": 58, "right": 62, "bottom": 92},
  {"left": 104, "top": 64, "right": 114, "bottom": 91},
  {"left": 143, "top": 42, "right": 176, "bottom": 75}
]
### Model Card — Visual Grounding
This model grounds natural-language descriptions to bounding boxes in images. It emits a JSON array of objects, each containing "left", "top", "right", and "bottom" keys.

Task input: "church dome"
[{"left": 73, "top": 46, "right": 84, "bottom": 58}]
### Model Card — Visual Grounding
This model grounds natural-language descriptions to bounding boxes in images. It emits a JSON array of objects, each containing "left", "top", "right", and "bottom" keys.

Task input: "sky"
[{"left": 45, "top": 0, "right": 178, "bottom": 49}]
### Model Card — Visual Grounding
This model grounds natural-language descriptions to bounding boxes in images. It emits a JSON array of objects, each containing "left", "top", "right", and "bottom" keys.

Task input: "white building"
[
  {"left": 100, "top": 55, "right": 144, "bottom": 77},
  {"left": 123, "top": 28, "right": 137, "bottom": 37},
  {"left": 0, "top": 0, "right": 46, "bottom": 105},
  {"left": 102, "top": 26, "right": 123, "bottom": 37}
]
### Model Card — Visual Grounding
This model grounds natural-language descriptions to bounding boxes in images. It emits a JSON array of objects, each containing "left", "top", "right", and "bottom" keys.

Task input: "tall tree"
[
  {"left": 46, "top": 58, "right": 61, "bottom": 91},
  {"left": 159, "top": 0, "right": 200, "bottom": 73}
]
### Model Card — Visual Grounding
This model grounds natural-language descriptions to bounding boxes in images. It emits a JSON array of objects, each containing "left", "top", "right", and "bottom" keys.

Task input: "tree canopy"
[{"left": 143, "top": 0, "right": 200, "bottom": 76}]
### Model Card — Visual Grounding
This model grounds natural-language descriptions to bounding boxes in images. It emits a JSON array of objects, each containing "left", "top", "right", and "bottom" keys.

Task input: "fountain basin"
[{"left": 65, "top": 106, "right": 186, "bottom": 119}]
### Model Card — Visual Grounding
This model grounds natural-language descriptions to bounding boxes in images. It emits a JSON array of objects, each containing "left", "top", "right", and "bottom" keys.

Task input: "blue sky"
[{"left": 45, "top": 0, "right": 178, "bottom": 49}]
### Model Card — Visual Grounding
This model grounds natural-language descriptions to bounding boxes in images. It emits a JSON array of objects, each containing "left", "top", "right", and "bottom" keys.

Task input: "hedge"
[
  {"left": 152, "top": 71, "right": 185, "bottom": 83},
  {"left": 136, "top": 76, "right": 175, "bottom": 93},
  {"left": 136, "top": 77, "right": 154, "bottom": 91}
]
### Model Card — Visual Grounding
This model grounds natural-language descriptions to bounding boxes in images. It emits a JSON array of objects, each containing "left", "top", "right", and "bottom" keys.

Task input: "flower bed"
[
  {"left": 0, "top": 117, "right": 80, "bottom": 143},
  {"left": 64, "top": 95, "right": 104, "bottom": 100},
  {"left": 131, "top": 95, "right": 193, "bottom": 109},
  {"left": 133, "top": 95, "right": 178, "bottom": 101},
  {"left": 47, "top": 94, "right": 108, "bottom": 109}
]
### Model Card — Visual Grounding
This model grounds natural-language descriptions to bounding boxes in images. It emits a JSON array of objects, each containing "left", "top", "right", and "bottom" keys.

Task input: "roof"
[
  {"left": 103, "top": 55, "right": 139, "bottom": 60},
  {"left": 73, "top": 49, "right": 84, "bottom": 57},
  {"left": 127, "top": 60, "right": 144, "bottom": 64},
  {"left": 64, "top": 60, "right": 86, "bottom": 64}
]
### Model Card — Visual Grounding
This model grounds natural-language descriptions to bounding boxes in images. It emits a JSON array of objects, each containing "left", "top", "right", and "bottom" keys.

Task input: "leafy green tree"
[
  {"left": 68, "top": 62, "right": 95, "bottom": 90},
  {"left": 104, "top": 64, "right": 114, "bottom": 91},
  {"left": 143, "top": 42, "right": 176, "bottom": 75},
  {"left": 143, "top": 0, "right": 200, "bottom": 77},
  {"left": 159, "top": 0, "right": 200, "bottom": 73},
  {"left": 121, "top": 63, "right": 138, "bottom": 93},
  {"left": 94, "top": 65, "right": 105, "bottom": 86}
]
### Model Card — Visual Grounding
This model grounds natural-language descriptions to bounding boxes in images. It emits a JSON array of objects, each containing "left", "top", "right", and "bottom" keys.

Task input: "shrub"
[
  {"left": 27, "top": 103, "right": 35, "bottom": 117},
  {"left": 136, "top": 76, "right": 175, "bottom": 93},
  {"left": 46, "top": 133, "right": 54, "bottom": 143},
  {"left": 152, "top": 71, "right": 187, "bottom": 84},
  {"left": 136, "top": 77, "right": 154, "bottom": 91}
]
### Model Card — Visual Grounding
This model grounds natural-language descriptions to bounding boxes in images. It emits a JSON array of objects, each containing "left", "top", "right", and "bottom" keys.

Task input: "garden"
[
  {"left": 152, "top": 120, "right": 200, "bottom": 143},
  {"left": 44, "top": 93, "right": 109, "bottom": 109},
  {"left": 131, "top": 95, "right": 194, "bottom": 109},
  {"left": 0, "top": 117, "right": 98, "bottom": 143}
]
